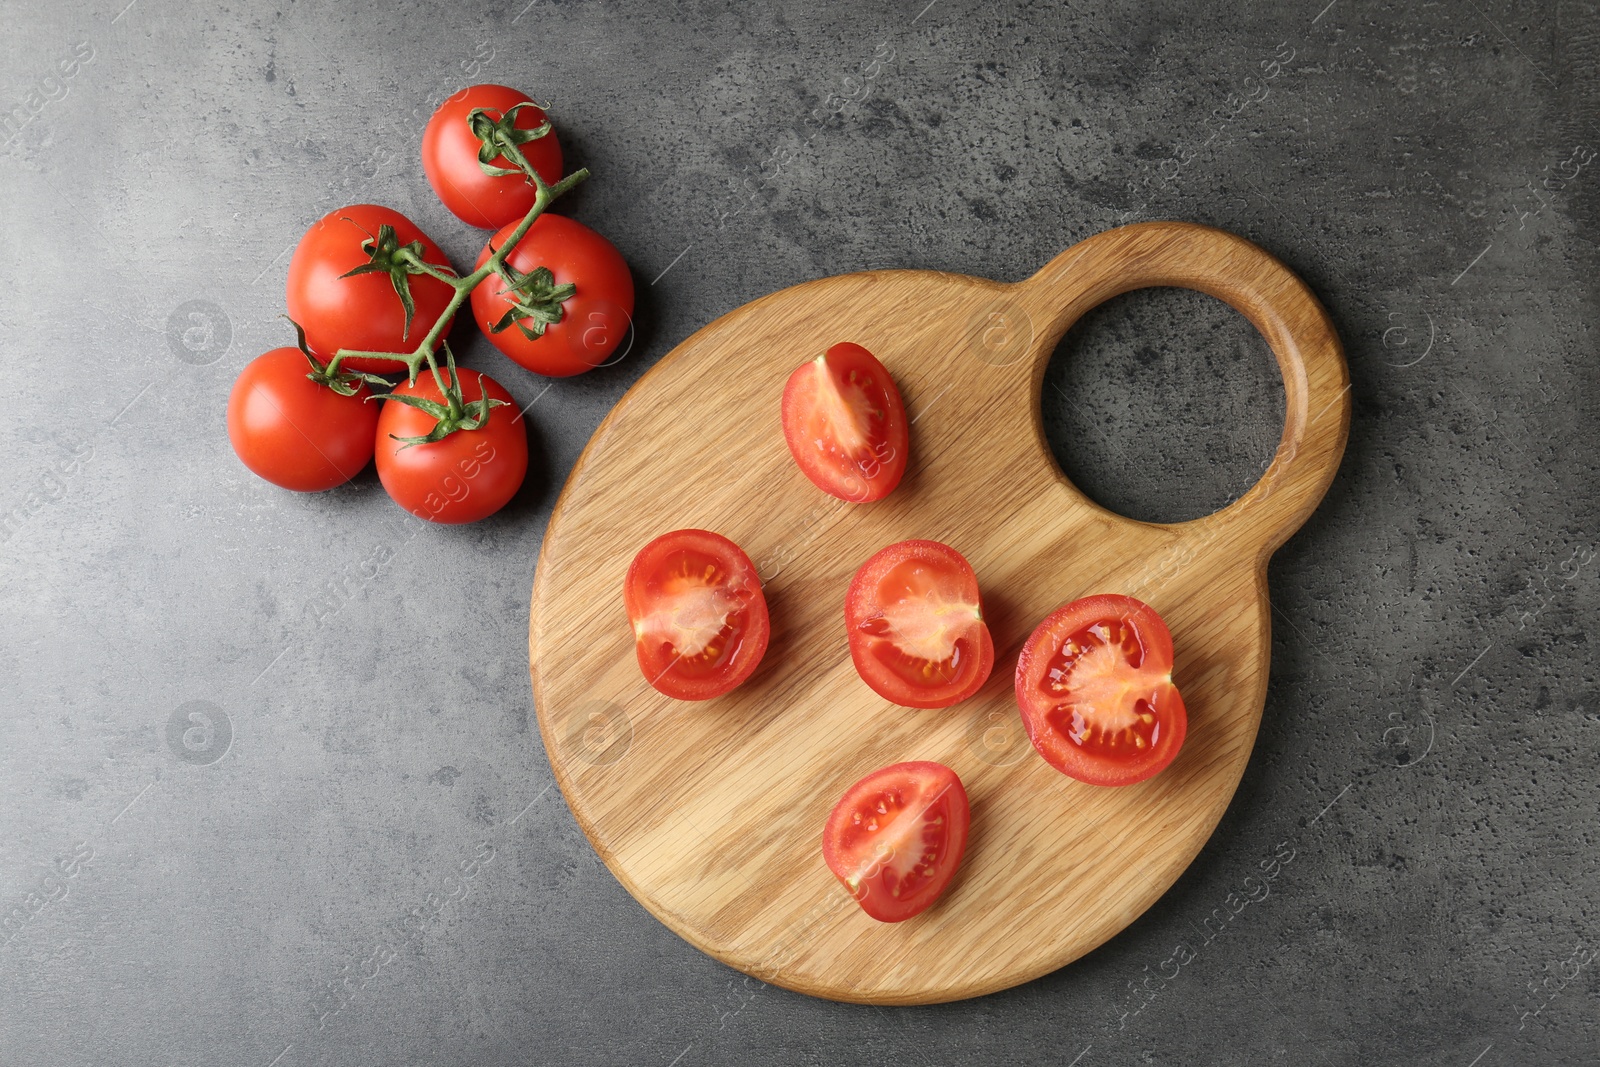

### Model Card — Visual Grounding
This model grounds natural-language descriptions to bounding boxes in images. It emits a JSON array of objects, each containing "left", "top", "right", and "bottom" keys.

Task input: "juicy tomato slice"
[
  {"left": 822, "top": 761, "right": 970, "bottom": 923},
  {"left": 1014, "top": 594, "right": 1188, "bottom": 786},
  {"left": 624, "top": 530, "right": 770, "bottom": 701},
  {"left": 845, "top": 540, "right": 994, "bottom": 708},
  {"left": 781, "top": 342, "right": 909, "bottom": 502}
]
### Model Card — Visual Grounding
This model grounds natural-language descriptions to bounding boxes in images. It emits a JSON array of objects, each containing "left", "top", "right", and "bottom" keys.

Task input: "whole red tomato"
[
  {"left": 422, "top": 84, "right": 563, "bottom": 229},
  {"left": 374, "top": 369, "right": 528, "bottom": 524},
  {"left": 470, "top": 213, "right": 634, "bottom": 377},
  {"left": 227, "top": 347, "right": 379, "bottom": 492},
  {"left": 285, "top": 205, "right": 457, "bottom": 374}
]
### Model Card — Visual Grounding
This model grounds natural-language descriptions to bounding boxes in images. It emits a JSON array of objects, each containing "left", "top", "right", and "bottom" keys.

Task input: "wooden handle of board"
[{"left": 1013, "top": 221, "right": 1351, "bottom": 561}]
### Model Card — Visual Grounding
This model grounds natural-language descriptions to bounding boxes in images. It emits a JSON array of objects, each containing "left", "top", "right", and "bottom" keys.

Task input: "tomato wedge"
[
  {"left": 1014, "top": 594, "right": 1188, "bottom": 786},
  {"left": 845, "top": 540, "right": 994, "bottom": 708},
  {"left": 624, "top": 530, "right": 770, "bottom": 700},
  {"left": 822, "top": 761, "right": 970, "bottom": 923},
  {"left": 781, "top": 342, "right": 908, "bottom": 502}
]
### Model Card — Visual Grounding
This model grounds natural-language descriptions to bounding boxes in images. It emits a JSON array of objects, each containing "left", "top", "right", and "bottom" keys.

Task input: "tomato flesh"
[
  {"left": 781, "top": 342, "right": 908, "bottom": 502},
  {"left": 624, "top": 530, "right": 769, "bottom": 700},
  {"left": 1014, "top": 594, "right": 1187, "bottom": 786},
  {"left": 845, "top": 540, "right": 994, "bottom": 708},
  {"left": 822, "top": 761, "right": 969, "bottom": 923}
]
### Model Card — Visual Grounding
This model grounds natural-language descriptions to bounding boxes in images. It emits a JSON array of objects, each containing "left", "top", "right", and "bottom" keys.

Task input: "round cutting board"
[{"left": 528, "top": 221, "right": 1349, "bottom": 1005}]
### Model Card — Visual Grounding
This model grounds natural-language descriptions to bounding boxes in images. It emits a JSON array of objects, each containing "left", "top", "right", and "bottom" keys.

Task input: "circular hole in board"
[{"left": 1041, "top": 286, "right": 1286, "bottom": 525}]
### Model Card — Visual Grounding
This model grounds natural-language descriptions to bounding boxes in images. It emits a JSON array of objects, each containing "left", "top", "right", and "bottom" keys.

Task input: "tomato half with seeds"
[
  {"left": 822, "top": 761, "right": 969, "bottom": 923},
  {"left": 422, "top": 84, "right": 564, "bottom": 229},
  {"left": 624, "top": 530, "right": 769, "bottom": 700},
  {"left": 1014, "top": 594, "right": 1187, "bottom": 786},
  {"left": 285, "top": 204, "right": 457, "bottom": 374},
  {"left": 845, "top": 540, "right": 994, "bottom": 708},
  {"left": 781, "top": 342, "right": 908, "bottom": 502}
]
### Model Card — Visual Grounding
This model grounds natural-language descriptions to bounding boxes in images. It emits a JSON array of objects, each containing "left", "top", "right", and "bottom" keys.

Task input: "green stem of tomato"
[
  {"left": 323, "top": 164, "right": 590, "bottom": 382},
  {"left": 419, "top": 346, "right": 455, "bottom": 412}
]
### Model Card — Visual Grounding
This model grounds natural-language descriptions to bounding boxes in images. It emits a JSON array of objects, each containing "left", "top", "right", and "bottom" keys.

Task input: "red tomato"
[
  {"left": 226, "top": 347, "right": 379, "bottom": 492},
  {"left": 469, "top": 213, "right": 634, "bottom": 377},
  {"left": 1014, "top": 594, "right": 1188, "bottom": 786},
  {"left": 624, "top": 530, "right": 769, "bottom": 700},
  {"left": 285, "top": 205, "right": 457, "bottom": 374},
  {"left": 781, "top": 342, "right": 908, "bottom": 503},
  {"left": 822, "top": 761, "right": 970, "bottom": 923},
  {"left": 421, "top": 84, "right": 564, "bottom": 229},
  {"left": 845, "top": 540, "right": 994, "bottom": 708},
  {"left": 373, "top": 369, "right": 527, "bottom": 524}
]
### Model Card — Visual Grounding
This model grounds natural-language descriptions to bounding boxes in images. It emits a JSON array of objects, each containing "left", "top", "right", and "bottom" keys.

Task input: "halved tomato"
[
  {"left": 1014, "top": 594, "right": 1187, "bottom": 786},
  {"left": 823, "top": 761, "right": 970, "bottom": 923},
  {"left": 624, "top": 530, "right": 770, "bottom": 700},
  {"left": 781, "top": 342, "right": 908, "bottom": 502},
  {"left": 845, "top": 540, "right": 994, "bottom": 708}
]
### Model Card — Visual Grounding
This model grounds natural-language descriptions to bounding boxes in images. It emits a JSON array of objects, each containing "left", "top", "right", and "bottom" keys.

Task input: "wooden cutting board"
[{"left": 528, "top": 221, "right": 1349, "bottom": 1005}]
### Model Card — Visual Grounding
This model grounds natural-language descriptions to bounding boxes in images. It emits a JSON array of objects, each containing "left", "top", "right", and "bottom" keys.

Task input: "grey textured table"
[{"left": 2, "top": 1, "right": 1597, "bottom": 1063}]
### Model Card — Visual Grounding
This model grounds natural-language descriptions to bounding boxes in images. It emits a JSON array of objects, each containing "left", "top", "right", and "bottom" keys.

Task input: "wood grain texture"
[{"left": 528, "top": 221, "right": 1350, "bottom": 1005}]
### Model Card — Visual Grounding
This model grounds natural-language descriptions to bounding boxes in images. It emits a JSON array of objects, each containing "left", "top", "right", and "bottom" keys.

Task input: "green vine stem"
[
  {"left": 325, "top": 157, "right": 589, "bottom": 384},
  {"left": 284, "top": 316, "right": 390, "bottom": 397},
  {"left": 377, "top": 344, "right": 508, "bottom": 449}
]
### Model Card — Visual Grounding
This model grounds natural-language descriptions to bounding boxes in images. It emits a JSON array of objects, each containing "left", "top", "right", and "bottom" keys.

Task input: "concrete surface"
[{"left": 2, "top": 0, "right": 1597, "bottom": 1064}]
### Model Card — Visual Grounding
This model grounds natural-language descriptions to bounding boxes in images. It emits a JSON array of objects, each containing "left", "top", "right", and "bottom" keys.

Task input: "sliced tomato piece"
[
  {"left": 822, "top": 761, "right": 970, "bottom": 923},
  {"left": 624, "top": 530, "right": 769, "bottom": 700},
  {"left": 1014, "top": 594, "right": 1188, "bottom": 786},
  {"left": 845, "top": 540, "right": 994, "bottom": 708},
  {"left": 781, "top": 342, "right": 909, "bottom": 502}
]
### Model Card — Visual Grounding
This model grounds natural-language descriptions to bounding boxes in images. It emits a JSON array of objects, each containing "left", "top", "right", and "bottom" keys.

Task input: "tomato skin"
[
  {"left": 285, "top": 205, "right": 457, "bottom": 374},
  {"left": 822, "top": 761, "right": 970, "bottom": 923},
  {"left": 470, "top": 213, "right": 634, "bottom": 377},
  {"left": 1014, "top": 594, "right": 1188, "bottom": 787},
  {"left": 624, "top": 530, "right": 770, "bottom": 701},
  {"left": 226, "top": 348, "right": 379, "bottom": 492},
  {"left": 781, "top": 342, "right": 909, "bottom": 503},
  {"left": 845, "top": 540, "right": 994, "bottom": 708},
  {"left": 373, "top": 370, "right": 527, "bottom": 524},
  {"left": 422, "top": 84, "right": 564, "bottom": 229}
]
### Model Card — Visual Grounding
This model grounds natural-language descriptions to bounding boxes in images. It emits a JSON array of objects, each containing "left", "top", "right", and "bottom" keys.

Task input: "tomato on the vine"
[
  {"left": 782, "top": 342, "right": 908, "bottom": 502},
  {"left": 845, "top": 540, "right": 993, "bottom": 708},
  {"left": 286, "top": 204, "right": 457, "bottom": 374},
  {"left": 422, "top": 84, "right": 564, "bottom": 229},
  {"left": 822, "top": 761, "right": 969, "bottom": 923},
  {"left": 373, "top": 368, "right": 527, "bottom": 524},
  {"left": 470, "top": 213, "right": 634, "bottom": 377},
  {"left": 227, "top": 347, "right": 379, "bottom": 492},
  {"left": 1014, "top": 594, "right": 1188, "bottom": 786},
  {"left": 624, "top": 529, "right": 769, "bottom": 700}
]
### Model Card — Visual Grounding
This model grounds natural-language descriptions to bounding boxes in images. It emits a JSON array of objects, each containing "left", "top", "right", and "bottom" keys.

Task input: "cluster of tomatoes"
[
  {"left": 227, "top": 85, "right": 634, "bottom": 523},
  {"left": 620, "top": 342, "right": 1190, "bottom": 923}
]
